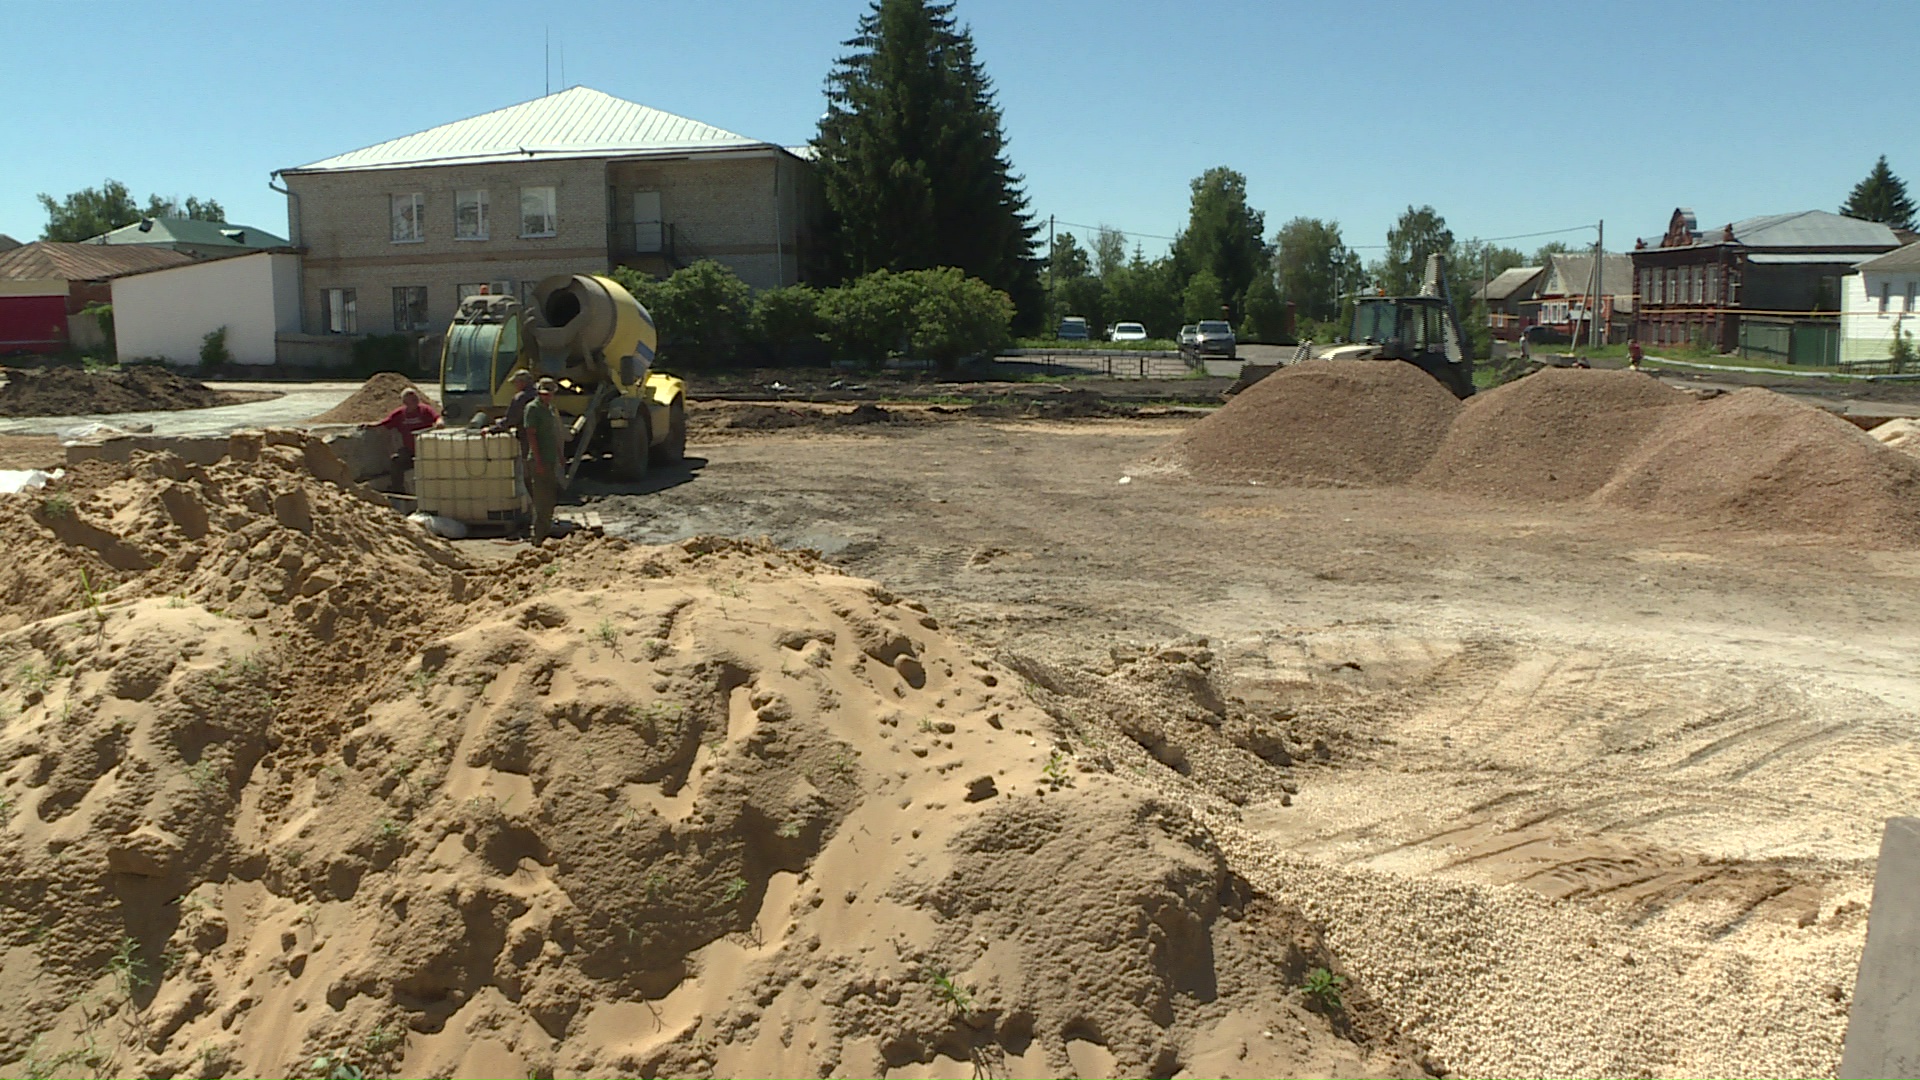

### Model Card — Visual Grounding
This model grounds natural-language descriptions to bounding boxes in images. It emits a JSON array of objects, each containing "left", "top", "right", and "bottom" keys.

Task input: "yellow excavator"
[{"left": 437, "top": 274, "right": 686, "bottom": 484}]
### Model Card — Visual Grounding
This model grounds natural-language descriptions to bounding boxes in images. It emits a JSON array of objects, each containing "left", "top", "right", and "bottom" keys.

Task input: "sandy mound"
[
  {"left": 1870, "top": 416, "right": 1920, "bottom": 458},
  {"left": 310, "top": 373, "right": 425, "bottom": 425},
  {"left": 0, "top": 365, "right": 239, "bottom": 418},
  {"left": 1594, "top": 387, "right": 1920, "bottom": 544},
  {"left": 1416, "top": 368, "right": 1694, "bottom": 501},
  {"left": 0, "top": 454, "right": 1417, "bottom": 1077},
  {"left": 1166, "top": 361, "right": 1461, "bottom": 486}
]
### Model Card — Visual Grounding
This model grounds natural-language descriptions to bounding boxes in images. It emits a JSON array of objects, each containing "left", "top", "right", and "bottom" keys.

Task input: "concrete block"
[{"left": 1842, "top": 816, "right": 1920, "bottom": 1078}]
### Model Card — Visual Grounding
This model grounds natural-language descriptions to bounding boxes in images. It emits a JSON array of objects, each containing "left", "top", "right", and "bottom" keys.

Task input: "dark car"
[
  {"left": 1193, "top": 320, "right": 1236, "bottom": 359},
  {"left": 1521, "top": 325, "right": 1571, "bottom": 345},
  {"left": 1057, "top": 317, "right": 1090, "bottom": 341}
]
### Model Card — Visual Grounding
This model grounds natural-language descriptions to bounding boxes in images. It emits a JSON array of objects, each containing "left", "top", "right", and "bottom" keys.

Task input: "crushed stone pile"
[
  {"left": 1165, "top": 361, "right": 1462, "bottom": 486},
  {"left": 1869, "top": 416, "right": 1920, "bottom": 458},
  {"left": 0, "top": 365, "right": 239, "bottom": 418},
  {"left": 1594, "top": 387, "right": 1920, "bottom": 545},
  {"left": 309, "top": 372, "right": 425, "bottom": 425},
  {"left": 1416, "top": 368, "right": 1695, "bottom": 501},
  {"left": 0, "top": 449, "right": 1418, "bottom": 1078}
]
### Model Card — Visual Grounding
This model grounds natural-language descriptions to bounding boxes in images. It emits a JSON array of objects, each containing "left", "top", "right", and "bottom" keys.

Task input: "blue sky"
[{"left": 2, "top": 0, "right": 1912, "bottom": 260}]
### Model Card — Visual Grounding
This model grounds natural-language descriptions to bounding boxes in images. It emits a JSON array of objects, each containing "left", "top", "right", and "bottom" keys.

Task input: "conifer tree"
[
  {"left": 1841, "top": 156, "right": 1916, "bottom": 230},
  {"left": 813, "top": 0, "right": 1041, "bottom": 328}
]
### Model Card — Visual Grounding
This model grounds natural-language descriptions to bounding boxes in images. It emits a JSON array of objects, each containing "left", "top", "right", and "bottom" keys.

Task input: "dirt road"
[{"left": 583, "top": 405, "right": 1919, "bottom": 1076}]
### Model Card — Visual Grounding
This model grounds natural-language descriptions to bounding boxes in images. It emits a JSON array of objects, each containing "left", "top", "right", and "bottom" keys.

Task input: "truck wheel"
[
  {"left": 614, "top": 409, "right": 651, "bottom": 482},
  {"left": 651, "top": 397, "right": 687, "bottom": 465}
]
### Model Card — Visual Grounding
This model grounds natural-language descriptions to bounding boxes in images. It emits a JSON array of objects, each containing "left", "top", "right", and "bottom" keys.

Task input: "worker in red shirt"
[
  {"left": 1627, "top": 338, "right": 1644, "bottom": 372},
  {"left": 366, "top": 387, "right": 440, "bottom": 492}
]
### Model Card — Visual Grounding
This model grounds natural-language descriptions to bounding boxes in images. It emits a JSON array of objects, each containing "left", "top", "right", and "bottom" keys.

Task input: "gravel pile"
[
  {"left": 1214, "top": 831, "right": 1857, "bottom": 1078},
  {"left": 1594, "top": 387, "right": 1920, "bottom": 545},
  {"left": 1166, "top": 361, "right": 1462, "bottom": 486},
  {"left": 307, "top": 371, "right": 424, "bottom": 424},
  {"left": 1416, "top": 369, "right": 1693, "bottom": 501}
]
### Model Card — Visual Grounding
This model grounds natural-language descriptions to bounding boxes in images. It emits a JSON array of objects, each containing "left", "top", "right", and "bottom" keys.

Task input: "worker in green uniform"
[{"left": 523, "top": 377, "right": 563, "bottom": 545}]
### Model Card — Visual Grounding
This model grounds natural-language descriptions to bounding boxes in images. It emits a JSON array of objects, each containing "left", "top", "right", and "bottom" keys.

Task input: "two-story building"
[
  {"left": 1631, "top": 208, "right": 1900, "bottom": 358},
  {"left": 276, "top": 86, "right": 817, "bottom": 338},
  {"left": 1840, "top": 241, "right": 1920, "bottom": 363}
]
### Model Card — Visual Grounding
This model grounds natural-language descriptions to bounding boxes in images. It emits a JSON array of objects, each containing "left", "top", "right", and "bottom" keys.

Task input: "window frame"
[
  {"left": 519, "top": 185, "right": 558, "bottom": 238},
  {"left": 455, "top": 188, "right": 490, "bottom": 241},
  {"left": 323, "top": 288, "right": 358, "bottom": 335},
  {"left": 391, "top": 286, "right": 429, "bottom": 332},
  {"left": 390, "top": 193, "right": 425, "bottom": 244}
]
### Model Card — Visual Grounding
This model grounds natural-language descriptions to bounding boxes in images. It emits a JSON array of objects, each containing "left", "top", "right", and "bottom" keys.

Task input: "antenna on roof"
[
  {"left": 545, "top": 26, "right": 550, "bottom": 95},
  {"left": 560, "top": 41, "right": 565, "bottom": 90}
]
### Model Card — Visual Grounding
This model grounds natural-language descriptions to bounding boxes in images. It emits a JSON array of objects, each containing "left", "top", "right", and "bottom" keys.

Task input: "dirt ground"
[
  {"left": 0, "top": 366, "right": 248, "bottom": 419},
  {"left": 581, "top": 401, "right": 1920, "bottom": 1077}
]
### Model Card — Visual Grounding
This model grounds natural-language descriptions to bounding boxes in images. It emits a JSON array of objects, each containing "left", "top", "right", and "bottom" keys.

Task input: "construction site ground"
[{"left": 582, "top": 399, "right": 1919, "bottom": 1075}]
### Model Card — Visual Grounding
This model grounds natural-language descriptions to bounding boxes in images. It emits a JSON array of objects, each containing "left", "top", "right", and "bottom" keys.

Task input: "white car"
[{"left": 1109, "top": 322, "right": 1149, "bottom": 342}]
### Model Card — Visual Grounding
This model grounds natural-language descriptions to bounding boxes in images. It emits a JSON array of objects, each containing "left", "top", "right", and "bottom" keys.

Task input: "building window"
[
  {"left": 392, "top": 286, "right": 429, "bottom": 331},
  {"left": 323, "top": 288, "right": 357, "bottom": 334},
  {"left": 1882, "top": 282, "right": 1893, "bottom": 314},
  {"left": 1907, "top": 281, "right": 1916, "bottom": 312},
  {"left": 520, "top": 186, "right": 557, "bottom": 237},
  {"left": 391, "top": 194, "right": 424, "bottom": 243},
  {"left": 455, "top": 189, "right": 489, "bottom": 240}
]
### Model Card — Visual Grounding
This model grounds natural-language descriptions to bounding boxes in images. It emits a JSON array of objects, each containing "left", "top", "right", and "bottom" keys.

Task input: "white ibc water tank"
[{"left": 413, "top": 430, "right": 528, "bottom": 526}]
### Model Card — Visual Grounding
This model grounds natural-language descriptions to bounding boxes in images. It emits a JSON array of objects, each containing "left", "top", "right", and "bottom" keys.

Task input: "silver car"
[{"left": 1193, "top": 320, "right": 1236, "bottom": 360}]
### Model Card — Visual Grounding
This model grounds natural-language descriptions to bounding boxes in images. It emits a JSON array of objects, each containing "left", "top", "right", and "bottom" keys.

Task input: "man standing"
[
  {"left": 367, "top": 387, "right": 440, "bottom": 492},
  {"left": 523, "top": 378, "right": 564, "bottom": 545},
  {"left": 487, "top": 369, "right": 537, "bottom": 441},
  {"left": 1627, "top": 338, "right": 1644, "bottom": 371}
]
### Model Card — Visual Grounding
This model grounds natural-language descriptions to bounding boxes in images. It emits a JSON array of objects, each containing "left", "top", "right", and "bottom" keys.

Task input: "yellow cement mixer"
[{"left": 438, "top": 274, "right": 686, "bottom": 483}]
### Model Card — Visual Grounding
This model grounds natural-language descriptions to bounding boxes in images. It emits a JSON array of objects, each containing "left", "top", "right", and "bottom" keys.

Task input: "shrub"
[
  {"left": 613, "top": 260, "right": 752, "bottom": 370},
  {"left": 750, "top": 284, "right": 827, "bottom": 351},
  {"left": 902, "top": 267, "right": 1014, "bottom": 371},
  {"left": 199, "top": 325, "right": 230, "bottom": 371},
  {"left": 350, "top": 333, "right": 414, "bottom": 376},
  {"left": 1891, "top": 325, "right": 1915, "bottom": 373}
]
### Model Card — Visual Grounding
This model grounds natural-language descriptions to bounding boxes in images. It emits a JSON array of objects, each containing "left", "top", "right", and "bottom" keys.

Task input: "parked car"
[
  {"left": 1521, "top": 324, "right": 1570, "bottom": 345},
  {"left": 1177, "top": 325, "right": 1199, "bottom": 354},
  {"left": 1110, "top": 322, "right": 1149, "bottom": 342},
  {"left": 1193, "top": 320, "right": 1236, "bottom": 359},
  {"left": 1057, "top": 316, "right": 1090, "bottom": 341}
]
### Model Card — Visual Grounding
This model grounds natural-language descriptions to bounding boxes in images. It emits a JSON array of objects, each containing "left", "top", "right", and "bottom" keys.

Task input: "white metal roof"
[{"left": 285, "top": 86, "right": 769, "bottom": 174}]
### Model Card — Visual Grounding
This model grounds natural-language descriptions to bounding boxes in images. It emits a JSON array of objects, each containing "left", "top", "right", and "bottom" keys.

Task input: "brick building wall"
[{"left": 286, "top": 150, "right": 815, "bottom": 337}]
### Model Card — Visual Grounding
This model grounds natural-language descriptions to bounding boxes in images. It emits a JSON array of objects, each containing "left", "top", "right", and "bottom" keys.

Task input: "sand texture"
[
  {"left": 0, "top": 445, "right": 1417, "bottom": 1079},
  {"left": 0, "top": 366, "right": 238, "bottom": 418},
  {"left": 309, "top": 373, "right": 426, "bottom": 425}
]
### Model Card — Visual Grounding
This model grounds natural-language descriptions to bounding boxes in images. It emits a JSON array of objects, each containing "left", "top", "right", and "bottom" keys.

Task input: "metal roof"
[
  {"left": 87, "top": 216, "right": 286, "bottom": 249},
  {"left": 285, "top": 86, "right": 769, "bottom": 174},
  {"left": 1730, "top": 210, "right": 1898, "bottom": 249},
  {"left": 1857, "top": 241, "right": 1920, "bottom": 273},
  {"left": 1476, "top": 266, "right": 1543, "bottom": 301},
  {"left": 0, "top": 242, "right": 196, "bottom": 282},
  {"left": 1745, "top": 251, "right": 1892, "bottom": 264},
  {"left": 1537, "top": 253, "right": 1634, "bottom": 298}
]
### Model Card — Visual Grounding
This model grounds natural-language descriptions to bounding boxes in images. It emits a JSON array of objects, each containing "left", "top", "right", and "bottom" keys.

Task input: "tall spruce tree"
[
  {"left": 813, "top": 0, "right": 1042, "bottom": 328},
  {"left": 1840, "top": 156, "right": 1916, "bottom": 230}
]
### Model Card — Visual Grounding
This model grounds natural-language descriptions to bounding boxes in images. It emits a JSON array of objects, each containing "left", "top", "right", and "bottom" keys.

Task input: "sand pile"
[
  {"left": 0, "top": 365, "right": 238, "bottom": 418},
  {"left": 1869, "top": 416, "right": 1920, "bottom": 458},
  {"left": 704, "top": 402, "right": 918, "bottom": 433},
  {"left": 1594, "top": 387, "right": 1920, "bottom": 544},
  {"left": 0, "top": 458, "right": 1416, "bottom": 1077},
  {"left": 1416, "top": 369, "right": 1694, "bottom": 501},
  {"left": 1166, "top": 361, "right": 1462, "bottom": 486},
  {"left": 310, "top": 373, "right": 425, "bottom": 425}
]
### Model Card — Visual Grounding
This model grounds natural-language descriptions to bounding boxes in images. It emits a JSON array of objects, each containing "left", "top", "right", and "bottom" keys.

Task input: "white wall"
[
  {"left": 1841, "top": 269, "right": 1920, "bottom": 361},
  {"left": 112, "top": 252, "right": 300, "bottom": 366}
]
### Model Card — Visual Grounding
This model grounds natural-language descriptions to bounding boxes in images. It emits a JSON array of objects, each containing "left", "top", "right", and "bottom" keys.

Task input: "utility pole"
[
  {"left": 1047, "top": 215, "right": 1055, "bottom": 302},
  {"left": 1591, "top": 219, "right": 1605, "bottom": 348}
]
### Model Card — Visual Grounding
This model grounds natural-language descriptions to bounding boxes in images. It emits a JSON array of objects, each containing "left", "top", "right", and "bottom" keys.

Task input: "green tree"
[
  {"left": 37, "top": 179, "right": 226, "bottom": 241},
  {"left": 750, "top": 284, "right": 827, "bottom": 356},
  {"left": 812, "top": 0, "right": 1041, "bottom": 329},
  {"left": 1170, "top": 167, "right": 1267, "bottom": 322},
  {"left": 1273, "top": 217, "right": 1363, "bottom": 323},
  {"left": 1104, "top": 250, "right": 1182, "bottom": 338},
  {"left": 612, "top": 260, "right": 752, "bottom": 368},
  {"left": 1182, "top": 269, "right": 1226, "bottom": 323},
  {"left": 1376, "top": 205, "right": 1454, "bottom": 296},
  {"left": 1047, "top": 232, "right": 1090, "bottom": 280},
  {"left": 1841, "top": 155, "right": 1916, "bottom": 230},
  {"left": 1092, "top": 226, "right": 1128, "bottom": 278},
  {"left": 1238, "top": 263, "right": 1286, "bottom": 342},
  {"left": 1532, "top": 240, "right": 1572, "bottom": 265}
]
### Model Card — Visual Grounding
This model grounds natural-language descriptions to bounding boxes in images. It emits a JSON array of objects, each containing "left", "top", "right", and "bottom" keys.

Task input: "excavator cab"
[{"left": 1346, "top": 296, "right": 1474, "bottom": 399}]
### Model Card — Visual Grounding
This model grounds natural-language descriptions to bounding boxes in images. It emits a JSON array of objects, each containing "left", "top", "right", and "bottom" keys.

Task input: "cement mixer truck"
[{"left": 438, "top": 274, "right": 687, "bottom": 484}]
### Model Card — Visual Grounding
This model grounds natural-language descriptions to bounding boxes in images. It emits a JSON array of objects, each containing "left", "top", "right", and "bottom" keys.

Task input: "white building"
[
  {"left": 112, "top": 251, "right": 302, "bottom": 366},
  {"left": 1841, "top": 242, "right": 1920, "bottom": 363}
]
